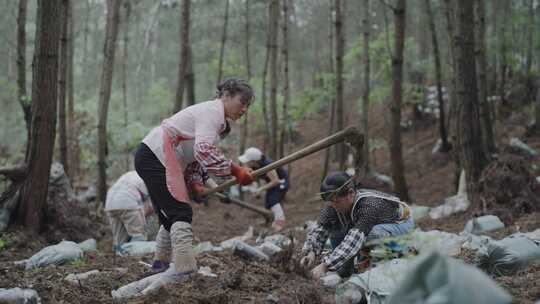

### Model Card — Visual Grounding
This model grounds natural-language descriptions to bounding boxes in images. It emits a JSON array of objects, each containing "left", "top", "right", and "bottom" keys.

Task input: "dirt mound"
[{"left": 478, "top": 150, "right": 540, "bottom": 224}]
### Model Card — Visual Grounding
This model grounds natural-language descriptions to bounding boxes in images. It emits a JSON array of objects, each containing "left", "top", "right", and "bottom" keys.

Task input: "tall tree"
[
  {"left": 335, "top": 0, "right": 345, "bottom": 169},
  {"left": 389, "top": 0, "right": 410, "bottom": 201},
  {"left": 217, "top": 0, "right": 230, "bottom": 85},
  {"left": 455, "top": 0, "right": 487, "bottom": 190},
  {"left": 97, "top": 0, "right": 122, "bottom": 204},
  {"left": 185, "top": 45, "right": 196, "bottom": 106},
  {"left": 442, "top": 0, "right": 459, "bottom": 137},
  {"left": 475, "top": 0, "right": 495, "bottom": 154},
  {"left": 425, "top": 0, "right": 451, "bottom": 152},
  {"left": 279, "top": 0, "right": 290, "bottom": 158},
  {"left": 268, "top": 0, "right": 280, "bottom": 159},
  {"left": 16, "top": 0, "right": 30, "bottom": 149},
  {"left": 361, "top": 0, "right": 371, "bottom": 174},
  {"left": 58, "top": 0, "right": 69, "bottom": 174},
  {"left": 17, "top": 0, "right": 62, "bottom": 231},
  {"left": 122, "top": 1, "right": 131, "bottom": 171},
  {"left": 498, "top": 1, "right": 510, "bottom": 105},
  {"left": 260, "top": 4, "right": 271, "bottom": 152},
  {"left": 240, "top": 0, "right": 252, "bottom": 155},
  {"left": 66, "top": 0, "right": 76, "bottom": 180},
  {"left": 173, "top": 0, "right": 190, "bottom": 112},
  {"left": 525, "top": 0, "right": 534, "bottom": 75}
]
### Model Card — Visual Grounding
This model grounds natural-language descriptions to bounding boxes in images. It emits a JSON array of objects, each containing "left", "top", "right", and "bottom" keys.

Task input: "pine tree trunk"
[
  {"left": 335, "top": 0, "right": 345, "bottom": 169},
  {"left": 475, "top": 0, "right": 495, "bottom": 155},
  {"left": 217, "top": 0, "right": 229, "bottom": 85},
  {"left": 499, "top": 1, "right": 510, "bottom": 105},
  {"left": 67, "top": 0, "right": 77, "bottom": 181},
  {"left": 17, "top": 0, "right": 30, "bottom": 151},
  {"left": 240, "top": 0, "right": 251, "bottom": 155},
  {"left": 17, "top": 0, "right": 62, "bottom": 231},
  {"left": 173, "top": 0, "right": 190, "bottom": 112},
  {"left": 525, "top": 0, "right": 533, "bottom": 75},
  {"left": 361, "top": 0, "right": 371, "bottom": 175},
  {"left": 279, "top": 0, "right": 290, "bottom": 159},
  {"left": 81, "top": 0, "right": 90, "bottom": 100},
  {"left": 455, "top": 0, "right": 487, "bottom": 188},
  {"left": 261, "top": 8, "right": 271, "bottom": 152},
  {"left": 425, "top": 0, "right": 450, "bottom": 152},
  {"left": 185, "top": 45, "right": 196, "bottom": 106},
  {"left": 58, "top": 0, "right": 69, "bottom": 174},
  {"left": 390, "top": 0, "right": 410, "bottom": 201},
  {"left": 97, "top": 0, "right": 122, "bottom": 204},
  {"left": 122, "top": 2, "right": 131, "bottom": 171},
  {"left": 269, "top": 0, "right": 279, "bottom": 159}
]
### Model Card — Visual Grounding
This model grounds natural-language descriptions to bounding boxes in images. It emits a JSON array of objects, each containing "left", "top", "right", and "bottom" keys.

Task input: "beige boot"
[
  {"left": 153, "top": 225, "right": 172, "bottom": 262},
  {"left": 170, "top": 221, "right": 197, "bottom": 274}
]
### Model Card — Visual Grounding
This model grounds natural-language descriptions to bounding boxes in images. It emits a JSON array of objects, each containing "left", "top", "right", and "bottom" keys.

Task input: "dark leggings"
[{"left": 134, "top": 143, "right": 192, "bottom": 232}]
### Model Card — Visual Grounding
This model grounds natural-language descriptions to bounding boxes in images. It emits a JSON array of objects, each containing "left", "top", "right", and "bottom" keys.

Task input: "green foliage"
[
  {"left": 0, "top": 235, "right": 6, "bottom": 253},
  {"left": 291, "top": 73, "right": 336, "bottom": 122},
  {"left": 70, "top": 259, "right": 86, "bottom": 268}
]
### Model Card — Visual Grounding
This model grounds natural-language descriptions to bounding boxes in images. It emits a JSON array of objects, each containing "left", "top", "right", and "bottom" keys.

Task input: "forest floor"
[{"left": 1, "top": 103, "right": 540, "bottom": 303}]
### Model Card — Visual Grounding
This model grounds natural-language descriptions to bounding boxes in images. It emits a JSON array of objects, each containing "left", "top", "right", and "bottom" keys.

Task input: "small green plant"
[
  {"left": 70, "top": 259, "right": 86, "bottom": 268},
  {"left": 0, "top": 235, "right": 6, "bottom": 252}
]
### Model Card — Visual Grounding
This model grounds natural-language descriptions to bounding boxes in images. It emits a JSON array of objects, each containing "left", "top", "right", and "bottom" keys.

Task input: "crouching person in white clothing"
[{"left": 105, "top": 171, "right": 154, "bottom": 255}]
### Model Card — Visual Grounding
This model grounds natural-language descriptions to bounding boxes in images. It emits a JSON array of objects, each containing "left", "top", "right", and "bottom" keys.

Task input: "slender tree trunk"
[
  {"left": 490, "top": 0, "right": 500, "bottom": 95},
  {"left": 268, "top": 0, "right": 279, "bottom": 159},
  {"left": 240, "top": 0, "right": 251, "bottom": 155},
  {"left": 17, "top": 0, "right": 31, "bottom": 151},
  {"left": 122, "top": 2, "right": 131, "bottom": 171},
  {"left": 425, "top": 0, "right": 450, "bottom": 152},
  {"left": 279, "top": 0, "right": 290, "bottom": 159},
  {"left": 58, "top": 0, "right": 69, "bottom": 174},
  {"left": 499, "top": 1, "right": 510, "bottom": 105},
  {"left": 217, "top": 0, "right": 229, "bottom": 85},
  {"left": 455, "top": 0, "right": 487, "bottom": 190},
  {"left": 525, "top": 0, "right": 534, "bottom": 75},
  {"left": 535, "top": 5, "right": 540, "bottom": 134},
  {"left": 360, "top": 0, "right": 371, "bottom": 175},
  {"left": 17, "top": 0, "right": 62, "bottom": 231},
  {"left": 261, "top": 8, "right": 271, "bottom": 152},
  {"left": 390, "top": 0, "right": 410, "bottom": 201},
  {"left": 335, "top": 0, "right": 345, "bottom": 169},
  {"left": 173, "top": 0, "right": 190, "bottom": 112},
  {"left": 475, "top": 0, "right": 495, "bottom": 154},
  {"left": 97, "top": 0, "right": 122, "bottom": 205},
  {"left": 185, "top": 45, "right": 196, "bottom": 106},
  {"left": 81, "top": 0, "right": 90, "bottom": 100},
  {"left": 67, "top": 0, "right": 77, "bottom": 180},
  {"left": 327, "top": 1, "right": 337, "bottom": 166}
]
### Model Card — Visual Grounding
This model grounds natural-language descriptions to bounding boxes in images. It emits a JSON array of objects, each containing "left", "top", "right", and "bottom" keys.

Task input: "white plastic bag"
[
  {"left": 25, "top": 241, "right": 83, "bottom": 270},
  {"left": 119, "top": 241, "right": 156, "bottom": 256},
  {"left": 388, "top": 251, "right": 512, "bottom": 304},
  {"left": 463, "top": 215, "right": 505, "bottom": 235},
  {"left": 476, "top": 234, "right": 540, "bottom": 276},
  {"left": 0, "top": 288, "right": 41, "bottom": 304}
]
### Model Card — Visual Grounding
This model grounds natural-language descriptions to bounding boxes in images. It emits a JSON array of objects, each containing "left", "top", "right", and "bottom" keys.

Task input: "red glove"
[
  {"left": 231, "top": 163, "right": 254, "bottom": 185},
  {"left": 191, "top": 182, "right": 206, "bottom": 198}
]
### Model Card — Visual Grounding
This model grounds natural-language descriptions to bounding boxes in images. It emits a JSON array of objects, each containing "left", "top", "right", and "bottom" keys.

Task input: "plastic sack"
[
  {"left": 463, "top": 215, "right": 505, "bottom": 235},
  {"left": 77, "top": 239, "right": 97, "bottom": 253},
  {"left": 194, "top": 241, "right": 214, "bottom": 255},
  {"left": 0, "top": 288, "right": 41, "bottom": 304},
  {"left": 509, "top": 137, "right": 538, "bottom": 156},
  {"left": 233, "top": 240, "right": 269, "bottom": 261},
  {"left": 119, "top": 241, "right": 156, "bottom": 256},
  {"left": 387, "top": 251, "right": 512, "bottom": 304},
  {"left": 112, "top": 264, "right": 176, "bottom": 299},
  {"left": 475, "top": 234, "right": 540, "bottom": 276},
  {"left": 410, "top": 205, "right": 430, "bottom": 220},
  {"left": 258, "top": 242, "right": 282, "bottom": 257},
  {"left": 322, "top": 273, "right": 342, "bottom": 288},
  {"left": 64, "top": 270, "right": 100, "bottom": 286},
  {"left": 335, "top": 258, "right": 415, "bottom": 304},
  {"left": 25, "top": 241, "right": 83, "bottom": 270},
  {"left": 408, "top": 229, "right": 465, "bottom": 257},
  {"left": 429, "top": 170, "right": 469, "bottom": 219}
]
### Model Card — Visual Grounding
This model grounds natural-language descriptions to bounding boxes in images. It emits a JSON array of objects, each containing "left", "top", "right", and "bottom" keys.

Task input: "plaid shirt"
[
  {"left": 302, "top": 189, "right": 405, "bottom": 271},
  {"left": 193, "top": 141, "right": 232, "bottom": 184}
]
